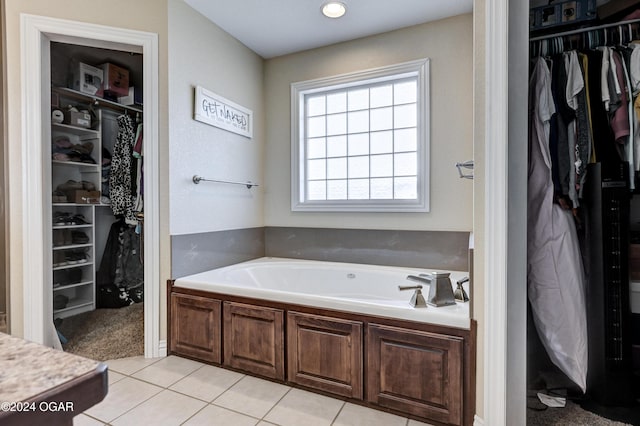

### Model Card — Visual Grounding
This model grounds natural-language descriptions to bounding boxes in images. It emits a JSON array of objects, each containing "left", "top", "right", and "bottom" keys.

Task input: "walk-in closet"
[
  {"left": 49, "top": 41, "right": 145, "bottom": 360},
  {"left": 527, "top": 1, "right": 640, "bottom": 424}
]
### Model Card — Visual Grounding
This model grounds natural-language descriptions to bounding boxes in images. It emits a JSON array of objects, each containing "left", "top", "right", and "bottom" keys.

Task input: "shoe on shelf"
[
  {"left": 64, "top": 229, "right": 72, "bottom": 246},
  {"left": 64, "top": 251, "right": 79, "bottom": 265},
  {"left": 81, "top": 181, "right": 96, "bottom": 191},
  {"left": 67, "top": 267, "right": 83, "bottom": 284},
  {"left": 52, "top": 152, "right": 70, "bottom": 162},
  {"left": 53, "top": 251, "right": 67, "bottom": 267},
  {"left": 53, "top": 212, "right": 75, "bottom": 226},
  {"left": 52, "top": 190, "right": 67, "bottom": 203},
  {"left": 53, "top": 294, "right": 68, "bottom": 310},
  {"left": 57, "top": 180, "right": 82, "bottom": 192},
  {"left": 74, "top": 250, "right": 88, "bottom": 264},
  {"left": 53, "top": 230, "right": 65, "bottom": 247},
  {"left": 72, "top": 142, "right": 93, "bottom": 155},
  {"left": 71, "top": 231, "right": 89, "bottom": 245},
  {"left": 53, "top": 214, "right": 66, "bottom": 227},
  {"left": 52, "top": 137, "right": 73, "bottom": 150},
  {"left": 72, "top": 214, "right": 90, "bottom": 225},
  {"left": 53, "top": 269, "right": 68, "bottom": 287},
  {"left": 78, "top": 154, "right": 96, "bottom": 164}
]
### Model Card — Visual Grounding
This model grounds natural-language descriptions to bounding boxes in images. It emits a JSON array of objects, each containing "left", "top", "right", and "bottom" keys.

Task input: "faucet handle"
[
  {"left": 454, "top": 277, "right": 470, "bottom": 302},
  {"left": 398, "top": 284, "right": 422, "bottom": 291},
  {"left": 398, "top": 285, "right": 427, "bottom": 308}
]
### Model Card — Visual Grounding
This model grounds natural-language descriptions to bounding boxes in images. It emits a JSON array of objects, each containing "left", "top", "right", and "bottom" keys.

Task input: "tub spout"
[{"left": 407, "top": 272, "right": 456, "bottom": 307}]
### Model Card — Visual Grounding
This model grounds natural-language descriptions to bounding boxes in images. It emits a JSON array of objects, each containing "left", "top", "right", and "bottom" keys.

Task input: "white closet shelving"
[
  {"left": 50, "top": 86, "right": 142, "bottom": 319},
  {"left": 51, "top": 98, "right": 100, "bottom": 319}
]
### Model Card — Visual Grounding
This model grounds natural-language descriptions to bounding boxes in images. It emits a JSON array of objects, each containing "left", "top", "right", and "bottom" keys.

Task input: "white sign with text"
[{"left": 194, "top": 85, "right": 253, "bottom": 138}]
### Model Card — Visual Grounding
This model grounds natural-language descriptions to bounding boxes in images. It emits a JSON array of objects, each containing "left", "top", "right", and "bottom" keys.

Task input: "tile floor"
[{"left": 74, "top": 355, "right": 434, "bottom": 426}]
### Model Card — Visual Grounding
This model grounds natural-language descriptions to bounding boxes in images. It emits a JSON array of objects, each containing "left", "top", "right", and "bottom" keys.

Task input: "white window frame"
[{"left": 291, "top": 58, "right": 430, "bottom": 212}]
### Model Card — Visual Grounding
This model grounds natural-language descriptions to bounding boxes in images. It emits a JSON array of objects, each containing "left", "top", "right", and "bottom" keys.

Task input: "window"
[{"left": 291, "top": 59, "right": 430, "bottom": 212}]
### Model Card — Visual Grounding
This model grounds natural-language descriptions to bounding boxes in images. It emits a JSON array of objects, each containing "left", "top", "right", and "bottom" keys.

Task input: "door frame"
[
  {"left": 482, "top": 0, "right": 528, "bottom": 425},
  {"left": 20, "top": 14, "right": 161, "bottom": 357}
]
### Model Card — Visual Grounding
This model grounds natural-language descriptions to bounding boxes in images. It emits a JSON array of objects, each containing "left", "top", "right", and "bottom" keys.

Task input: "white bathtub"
[{"left": 174, "top": 257, "right": 471, "bottom": 329}]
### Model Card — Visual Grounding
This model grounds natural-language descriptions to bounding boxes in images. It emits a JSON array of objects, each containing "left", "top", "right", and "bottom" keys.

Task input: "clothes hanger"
[{"left": 619, "top": 25, "right": 624, "bottom": 45}]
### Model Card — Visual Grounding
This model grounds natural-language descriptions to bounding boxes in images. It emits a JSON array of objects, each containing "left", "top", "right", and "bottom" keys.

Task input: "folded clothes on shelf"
[{"left": 51, "top": 137, "right": 96, "bottom": 164}]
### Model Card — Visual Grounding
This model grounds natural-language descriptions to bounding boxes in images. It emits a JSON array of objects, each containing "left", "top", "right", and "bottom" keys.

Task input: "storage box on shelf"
[
  {"left": 100, "top": 62, "right": 129, "bottom": 97},
  {"left": 65, "top": 110, "right": 92, "bottom": 129},
  {"left": 70, "top": 62, "right": 103, "bottom": 96}
]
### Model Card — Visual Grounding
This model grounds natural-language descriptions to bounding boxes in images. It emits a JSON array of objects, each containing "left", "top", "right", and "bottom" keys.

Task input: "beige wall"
[
  {"left": 263, "top": 14, "right": 474, "bottom": 232},
  {"left": 473, "top": 0, "right": 485, "bottom": 419},
  {"left": 168, "top": 0, "right": 264, "bottom": 236},
  {"left": 3, "top": 0, "right": 169, "bottom": 338}
]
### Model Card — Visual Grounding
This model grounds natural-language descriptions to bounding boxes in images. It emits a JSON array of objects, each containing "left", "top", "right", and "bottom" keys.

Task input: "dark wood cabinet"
[
  {"left": 287, "top": 311, "right": 363, "bottom": 399},
  {"left": 170, "top": 293, "right": 221, "bottom": 363},
  {"left": 367, "top": 323, "right": 464, "bottom": 426},
  {"left": 168, "top": 281, "right": 475, "bottom": 425},
  {"left": 223, "top": 301, "right": 285, "bottom": 380}
]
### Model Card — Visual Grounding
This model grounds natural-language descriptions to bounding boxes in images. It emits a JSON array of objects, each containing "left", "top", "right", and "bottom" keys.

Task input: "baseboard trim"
[
  {"left": 474, "top": 414, "right": 485, "bottom": 426},
  {"left": 157, "top": 339, "right": 167, "bottom": 357}
]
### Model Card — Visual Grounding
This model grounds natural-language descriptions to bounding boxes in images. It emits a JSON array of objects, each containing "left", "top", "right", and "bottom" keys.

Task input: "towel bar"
[{"left": 192, "top": 175, "right": 259, "bottom": 189}]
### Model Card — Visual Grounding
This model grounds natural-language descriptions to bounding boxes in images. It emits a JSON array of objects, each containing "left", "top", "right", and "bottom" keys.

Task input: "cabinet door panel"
[
  {"left": 223, "top": 302, "right": 284, "bottom": 380},
  {"left": 367, "top": 323, "right": 464, "bottom": 425},
  {"left": 287, "top": 312, "right": 363, "bottom": 398},
  {"left": 170, "top": 293, "right": 221, "bottom": 363}
]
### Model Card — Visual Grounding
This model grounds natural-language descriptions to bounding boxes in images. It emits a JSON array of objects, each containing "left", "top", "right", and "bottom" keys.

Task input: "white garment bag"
[{"left": 528, "top": 57, "right": 589, "bottom": 392}]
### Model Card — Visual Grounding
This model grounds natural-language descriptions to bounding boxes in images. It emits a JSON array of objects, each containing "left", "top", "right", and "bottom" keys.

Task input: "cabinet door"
[
  {"left": 223, "top": 302, "right": 284, "bottom": 380},
  {"left": 367, "top": 324, "right": 464, "bottom": 425},
  {"left": 287, "top": 312, "right": 363, "bottom": 399},
  {"left": 170, "top": 293, "right": 221, "bottom": 363}
]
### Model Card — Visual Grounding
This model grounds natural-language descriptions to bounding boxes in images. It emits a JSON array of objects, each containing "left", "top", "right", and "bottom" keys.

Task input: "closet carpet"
[
  {"left": 527, "top": 403, "right": 632, "bottom": 426},
  {"left": 58, "top": 302, "right": 143, "bottom": 361}
]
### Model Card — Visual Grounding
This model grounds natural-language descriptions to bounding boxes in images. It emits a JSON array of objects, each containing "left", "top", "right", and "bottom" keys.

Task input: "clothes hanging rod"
[
  {"left": 52, "top": 87, "right": 143, "bottom": 114},
  {"left": 192, "top": 175, "right": 259, "bottom": 189},
  {"left": 530, "top": 17, "right": 640, "bottom": 42}
]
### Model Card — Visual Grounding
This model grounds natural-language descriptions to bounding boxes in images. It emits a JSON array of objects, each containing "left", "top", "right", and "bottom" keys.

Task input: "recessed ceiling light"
[{"left": 321, "top": 1, "right": 347, "bottom": 19}]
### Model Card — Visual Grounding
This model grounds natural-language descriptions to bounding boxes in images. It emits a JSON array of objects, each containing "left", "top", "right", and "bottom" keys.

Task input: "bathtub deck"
[{"left": 174, "top": 257, "right": 471, "bottom": 329}]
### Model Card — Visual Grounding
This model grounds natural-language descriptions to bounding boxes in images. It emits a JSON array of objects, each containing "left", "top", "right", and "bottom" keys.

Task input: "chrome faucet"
[{"left": 405, "top": 272, "right": 456, "bottom": 307}]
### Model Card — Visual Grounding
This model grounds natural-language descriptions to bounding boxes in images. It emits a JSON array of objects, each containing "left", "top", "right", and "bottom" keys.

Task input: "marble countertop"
[{"left": 0, "top": 332, "right": 103, "bottom": 403}]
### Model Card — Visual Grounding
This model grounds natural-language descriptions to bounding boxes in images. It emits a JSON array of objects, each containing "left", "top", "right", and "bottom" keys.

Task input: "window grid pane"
[{"left": 303, "top": 75, "right": 419, "bottom": 202}]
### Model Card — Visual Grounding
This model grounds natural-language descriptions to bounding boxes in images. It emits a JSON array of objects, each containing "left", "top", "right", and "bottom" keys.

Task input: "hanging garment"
[
  {"left": 101, "top": 147, "right": 112, "bottom": 200},
  {"left": 133, "top": 123, "right": 144, "bottom": 214},
  {"left": 96, "top": 219, "right": 144, "bottom": 308},
  {"left": 110, "top": 114, "right": 138, "bottom": 225},
  {"left": 528, "top": 57, "right": 589, "bottom": 393},
  {"left": 610, "top": 50, "right": 630, "bottom": 145},
  {"left": 586, "top": 49, "right": 619, "bottom": 166},
  {"left": 551, "top": 55, "right": 574, "bottom": 203},
  {"left": 578, "top": 52, "right": 597, "bottom": 164},
  {"left": 616, "top": 48, "right": 636, "bottom": 188},
  {"left": 564, "top": 50, "right": 591, "bottom": 206}
]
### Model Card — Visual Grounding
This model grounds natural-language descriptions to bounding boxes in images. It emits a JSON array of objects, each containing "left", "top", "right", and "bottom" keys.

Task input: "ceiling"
[{"left": 184, "top": 0, "right": 473, "bottom": 59}]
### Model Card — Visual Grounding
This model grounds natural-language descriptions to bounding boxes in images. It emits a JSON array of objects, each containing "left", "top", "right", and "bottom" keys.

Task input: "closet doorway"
[
  {"left": 50, "top": 41, "right": 145, "bottom": 359},
  {"left": 20, "top": 15, "right": 160, "bottom": 358}
]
